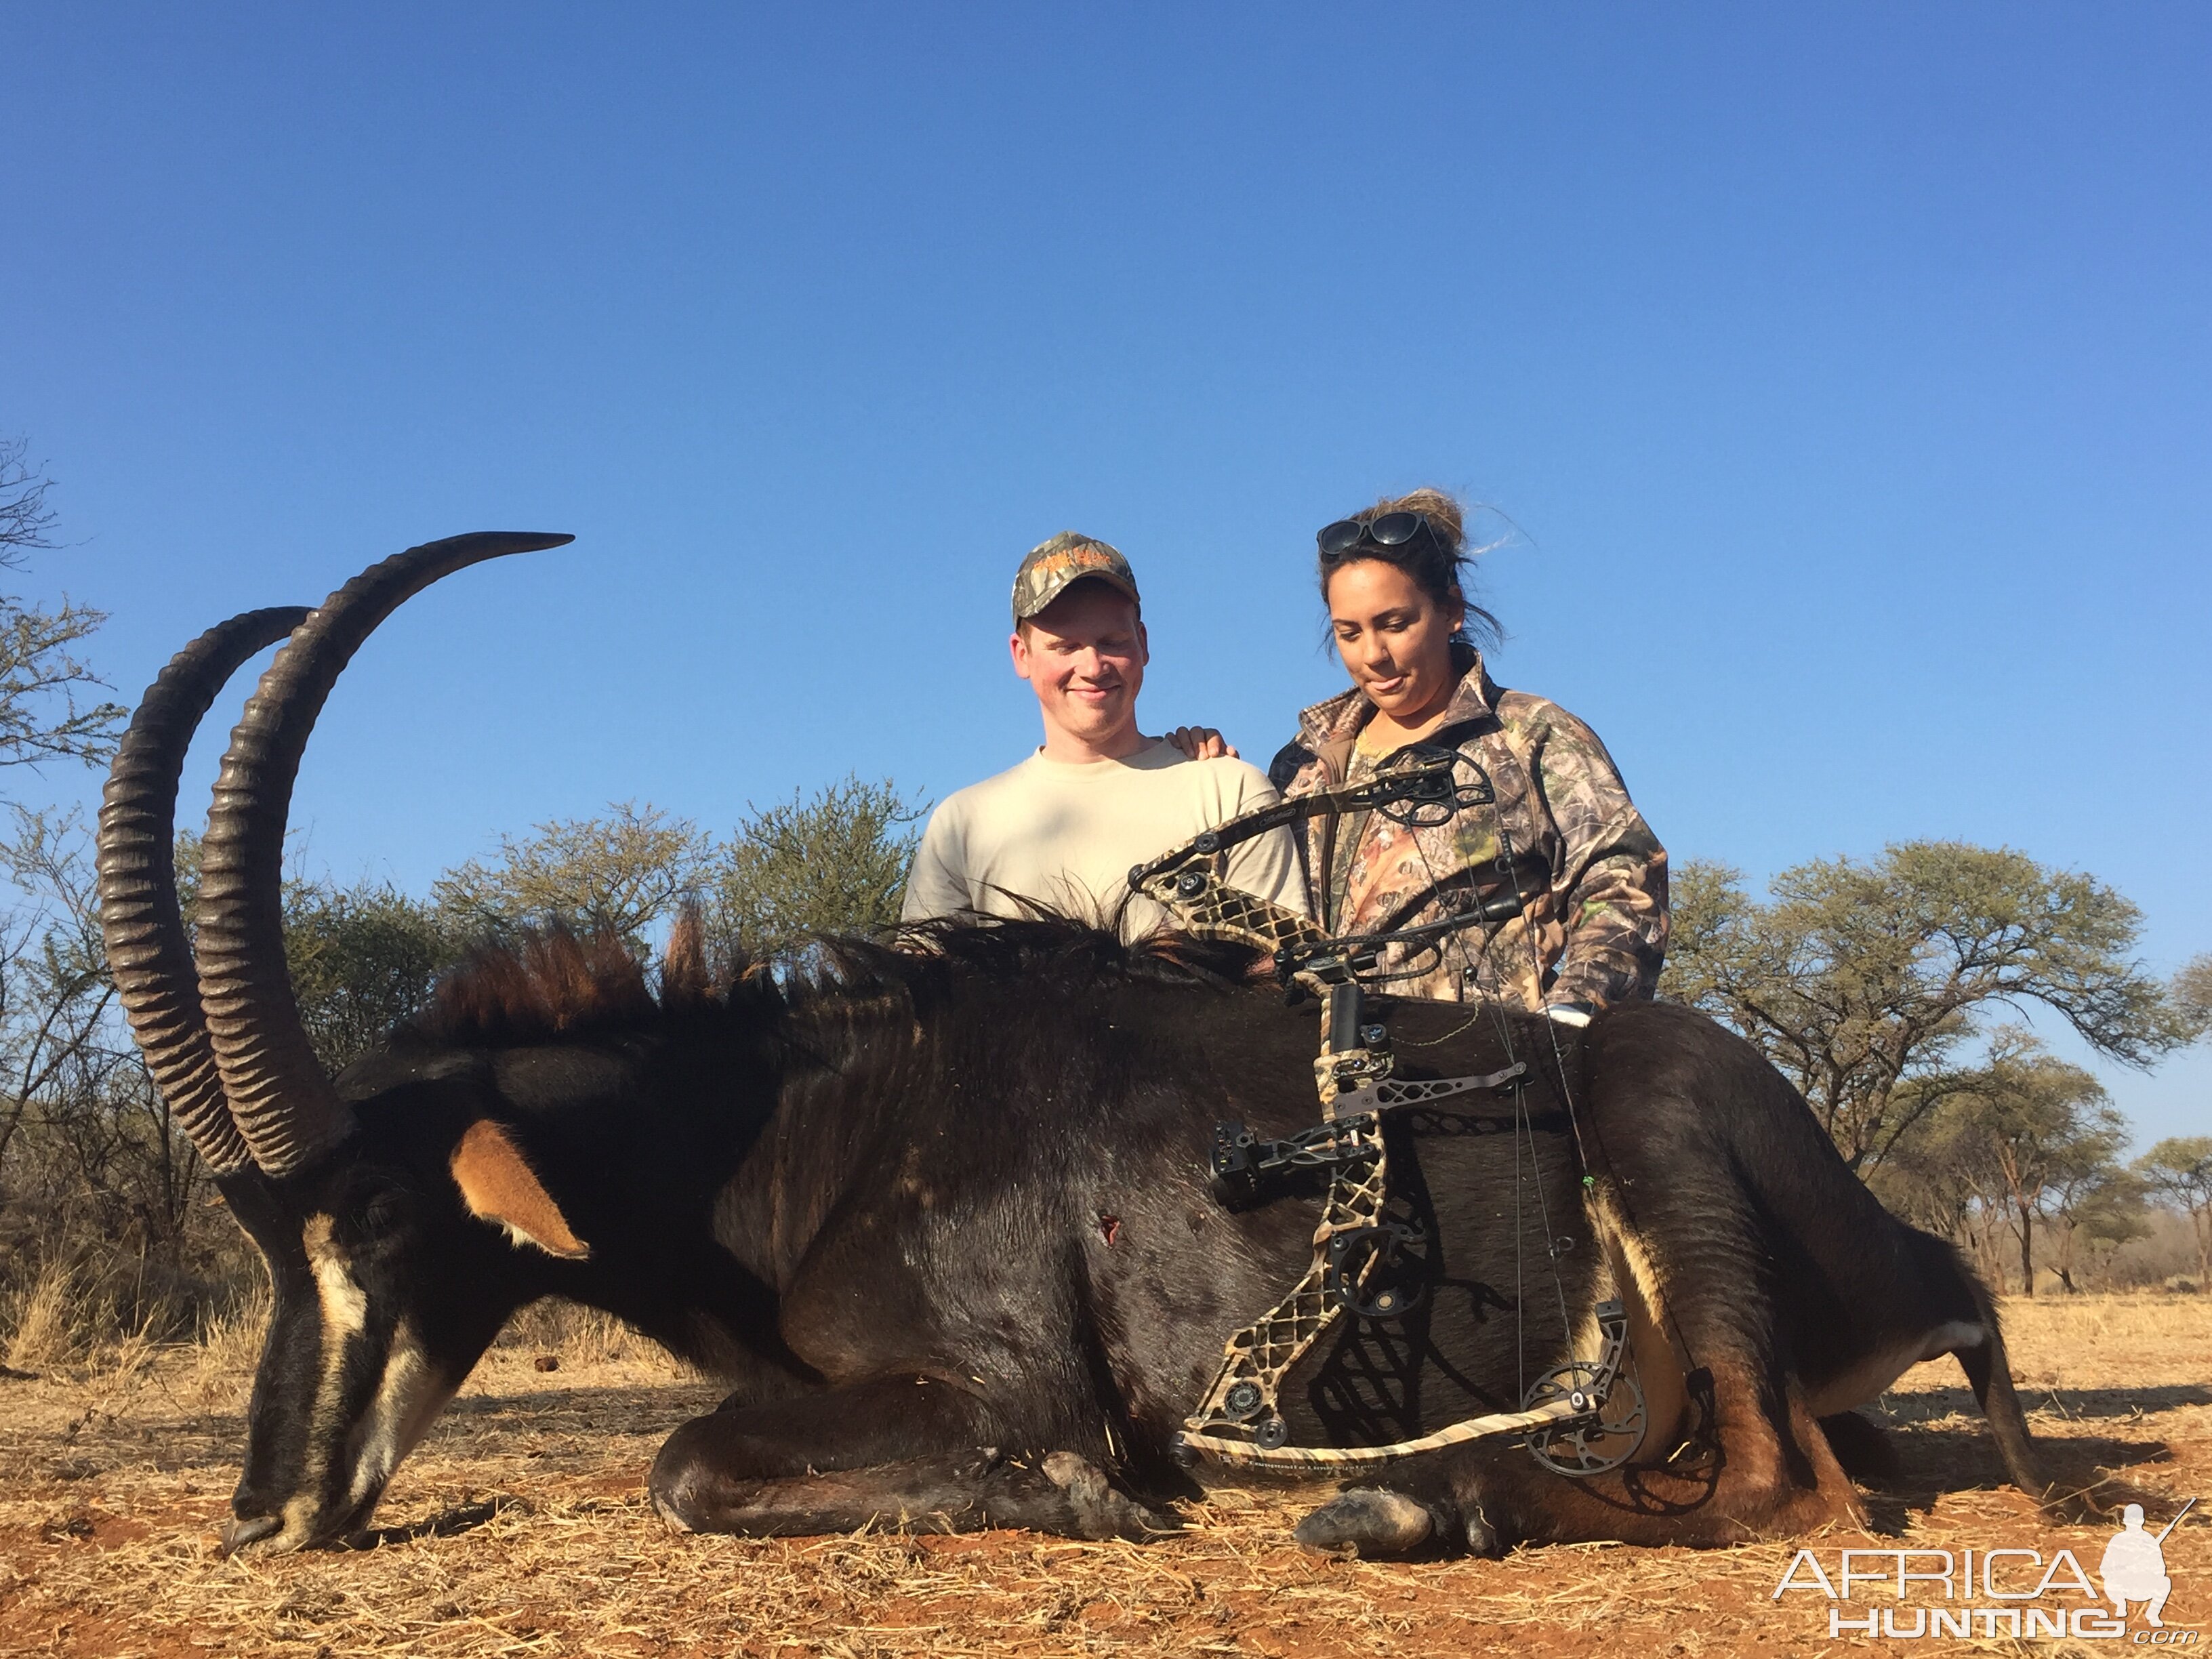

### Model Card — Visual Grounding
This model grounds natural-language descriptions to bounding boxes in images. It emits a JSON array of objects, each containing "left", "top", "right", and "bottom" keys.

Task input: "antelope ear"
[{"left": 449, "top": 1120, "right": 590, "bottom": 1261}]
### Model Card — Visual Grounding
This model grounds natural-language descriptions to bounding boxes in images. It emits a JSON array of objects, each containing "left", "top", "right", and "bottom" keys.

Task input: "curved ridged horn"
[
  {"left": 98, "top": 608, "right": 315, "bottom": 1174},
  {"left": 196, "top": 532, "right": 574, "bottom": 1175}
]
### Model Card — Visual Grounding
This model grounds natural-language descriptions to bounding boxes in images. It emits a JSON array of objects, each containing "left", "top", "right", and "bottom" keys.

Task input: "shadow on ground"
[
  {"left": 350, "top": 1496, "right": 527, "bottom": 1549},
  {"left": 1851, "top": 1402, "right": 2184, "bottom": 1537},
  {"left": 1882, "top": 1382, "right": 2212, "bottom": 1422}
]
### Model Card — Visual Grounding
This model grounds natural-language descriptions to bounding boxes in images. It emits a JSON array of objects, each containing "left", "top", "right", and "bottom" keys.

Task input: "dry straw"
[{"left": 0, "top": 1294, "right": 2205, "bottom": 1657}]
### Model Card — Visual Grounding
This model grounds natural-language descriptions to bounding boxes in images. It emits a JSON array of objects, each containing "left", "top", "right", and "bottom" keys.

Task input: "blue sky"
[{"left": 3, "top": 4, "right": 2206, "bottom": 1143}]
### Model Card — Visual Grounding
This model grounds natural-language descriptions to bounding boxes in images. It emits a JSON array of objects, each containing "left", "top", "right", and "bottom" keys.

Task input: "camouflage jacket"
[{"left": 1268, "top": 649, "right": 1668, "bottom": 1011}]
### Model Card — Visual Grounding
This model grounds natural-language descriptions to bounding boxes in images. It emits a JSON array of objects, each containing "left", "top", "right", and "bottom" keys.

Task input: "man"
[{"left": 901, "top": 532, "right": 1305, "bottom": 939}]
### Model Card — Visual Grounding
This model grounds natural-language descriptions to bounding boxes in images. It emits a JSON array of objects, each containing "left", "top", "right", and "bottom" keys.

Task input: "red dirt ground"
[{"left": 0, "top": 1294, "right": 2204, "bottom": 1657}]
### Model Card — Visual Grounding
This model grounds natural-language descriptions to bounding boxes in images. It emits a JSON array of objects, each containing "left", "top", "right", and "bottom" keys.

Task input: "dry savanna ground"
[{"left": 0, "top": 1295, "right": 2205, "bottom": 1658}]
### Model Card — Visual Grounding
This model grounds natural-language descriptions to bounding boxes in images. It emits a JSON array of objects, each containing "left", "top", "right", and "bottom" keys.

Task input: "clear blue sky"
[{"left": 4, "top": 5, "right": 2206, "bottom": 1143}]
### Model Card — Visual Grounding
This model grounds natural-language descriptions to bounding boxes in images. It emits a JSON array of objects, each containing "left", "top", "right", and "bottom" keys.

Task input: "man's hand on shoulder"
[{"left": 1166, "top": 725, "right": 1238, "bottom": 761}]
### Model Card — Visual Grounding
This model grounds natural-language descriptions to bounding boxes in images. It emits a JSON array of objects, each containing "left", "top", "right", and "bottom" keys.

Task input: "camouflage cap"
[{"left": 1010, "top": 531, "right": 1141, "bottom": 625}]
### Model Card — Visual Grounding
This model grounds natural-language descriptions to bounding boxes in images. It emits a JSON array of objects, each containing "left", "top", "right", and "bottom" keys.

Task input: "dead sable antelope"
[{"left": 98, "top": 533, "right": 2049, "bottom": 1559}]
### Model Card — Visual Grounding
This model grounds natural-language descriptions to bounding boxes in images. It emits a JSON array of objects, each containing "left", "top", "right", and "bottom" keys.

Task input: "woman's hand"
[{"left": 1166, "top": 726, "right": 1237, "bottom": 761}]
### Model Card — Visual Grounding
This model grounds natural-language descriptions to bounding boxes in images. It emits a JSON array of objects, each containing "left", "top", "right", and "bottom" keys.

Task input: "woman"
[{"left": 1266, "top": 489, "right": 1668, "bottom": 1017}]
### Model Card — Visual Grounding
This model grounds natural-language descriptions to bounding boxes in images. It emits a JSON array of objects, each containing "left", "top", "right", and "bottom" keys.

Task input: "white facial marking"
[
  {"left": 346, "top": 1322, "right": 455, "bottom": 1507},
  {"left": 304, "top": 1213, "right": 367, "bottom": 1339},
  {"left": 269, "top": 1215, "right": 375, "bottom": 1549},
  {"left": 245, "top": 1221, "right": 457, "bottom": 1553}
]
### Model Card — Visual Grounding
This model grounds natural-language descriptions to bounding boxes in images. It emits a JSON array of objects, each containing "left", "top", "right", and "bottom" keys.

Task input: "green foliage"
[
  {"left": 2065, "top": 1165, "right": 2154, "bottom": 1254},
  {"left": 427, "top": 782, "right": 926, "bottom": 967},
  {"left": 0, "top": 808, "right": 132, "bottom": 1180},
  {"left": 1660, "top": 857, "right": 1752, "bottom": 974},
  {"left": 0, "top": 809, "right": 226, "bottom": 1351},
  {"left": 0, "top": 446, "right": 193, "bottom": 1341},
  {"left": 283, "top": 880, "right": 466, "bottom": 1075},
  {"left": 1662, "top": 842, "right": 2188, "bottom": 1173},
  {"left": 1872, "top": 1029, "right": 2135, "bottom": 1294},
  {"left": 432, "top": 800, "right": 714, "bottom": 954},
  {"left": 2139, "top": 1135, "right": 2212, "bottom": 1200},
  {"left": 183, "top": 832, "right": 467, "bottom": 1076},
  {"left": 2175, "top": 954, "right": 2212, "bottom": 1039},
  {"left": 714, "top": 775, "right": 926, "bottom": 961},
  {"left": 2135, "top": 1136, "right": 2212, "bottom": 1288}
]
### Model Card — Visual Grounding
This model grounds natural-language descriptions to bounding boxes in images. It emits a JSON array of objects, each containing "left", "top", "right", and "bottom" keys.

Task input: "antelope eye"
[{"left": 361, "top": 1193, "right": 404, "bottom": 1233}]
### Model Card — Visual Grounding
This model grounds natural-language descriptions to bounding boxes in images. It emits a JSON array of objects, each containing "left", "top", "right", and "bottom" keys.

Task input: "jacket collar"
[{"left": 1296, "top": 641, "right": 1498, "bottom": 750}]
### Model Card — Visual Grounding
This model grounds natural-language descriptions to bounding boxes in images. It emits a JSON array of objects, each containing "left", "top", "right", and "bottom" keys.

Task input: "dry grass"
[
  {"left": 496, "top": 1299, "right": 676, "bottom": 1372},
  {"left": 3, "top": 1258, "right": 227, "bottom": 1390},
  {"left": 0, "top": 1293, "right": 2205, "bottom": 1658},
  {"left": 1, "top": 1260, "right": 81, "bottom": 1374}
]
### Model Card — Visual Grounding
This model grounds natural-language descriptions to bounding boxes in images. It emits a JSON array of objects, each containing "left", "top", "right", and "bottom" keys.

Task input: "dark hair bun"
[{"left": 1319, "top": 488, "right": 1500, "bottom": 647}]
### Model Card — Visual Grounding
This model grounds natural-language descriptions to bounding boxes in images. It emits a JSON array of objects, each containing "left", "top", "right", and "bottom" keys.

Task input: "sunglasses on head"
[{"left": 1315, "top": 511, "right": 1437, "bottom": 560}]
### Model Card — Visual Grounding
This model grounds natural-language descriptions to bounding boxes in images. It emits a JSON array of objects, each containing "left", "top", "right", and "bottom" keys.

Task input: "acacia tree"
[
  {"left": 1863, "top": 1090, "right": 2007, "bottom": 1278},
  {"left": 1946, "top": 1033, "right": 2129, "bottom": 1296},
  {"left": 432, "top": 800, "right": 715, "bottom": 954},
  {"left": 4, "top": 830, "right": 470, "bottom": 1252},
  {"left": 1870, "top": 1031, "right": 2140, "bottom": 1294},
  {"left": 0, "top": 808, "right": 127, "bottom": 1176},
  {"left": 2136, "top": 1137, "right": 2212, "bottom": 1290},
  {"left": 714, "top": 775, "right": 925, "bottom": 962},
  {"left": 283, "top": 881, "right": 464, "bottom": 1073},
  {"left": 2177, "top": 954, "right": 2212, "bottom": 1036},
  {"left": 428, "top": 780, "right": 925, "bottom": 969},
  {"left": 1662, "top": 842, "right": 2186, "bottom": 1172},
  {"left": 2047, "top": 1164, "right": 2151, "bottom": 1294}
]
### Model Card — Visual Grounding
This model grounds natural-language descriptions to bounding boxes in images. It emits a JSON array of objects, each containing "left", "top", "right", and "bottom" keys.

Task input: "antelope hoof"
[
  {"left": 1040, "top": 1451, "right": 1176, "bottom": 1540},
  {"left": 1294, "top": 1488, "right": 1436, "bottom": 1558},
  {"left": 1464, "top": 1504, "right": 1504, "bottom": 1557}
]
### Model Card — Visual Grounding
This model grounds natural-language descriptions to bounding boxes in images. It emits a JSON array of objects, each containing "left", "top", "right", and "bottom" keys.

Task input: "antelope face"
[{"left": 218, "top": 1108, "right": 590, "bottom": 1554}]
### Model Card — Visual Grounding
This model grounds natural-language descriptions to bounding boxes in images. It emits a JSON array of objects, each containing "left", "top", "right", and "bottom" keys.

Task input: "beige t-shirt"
[{"left": 900, "top": 739, "right": 1308, "bottom": 940}]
